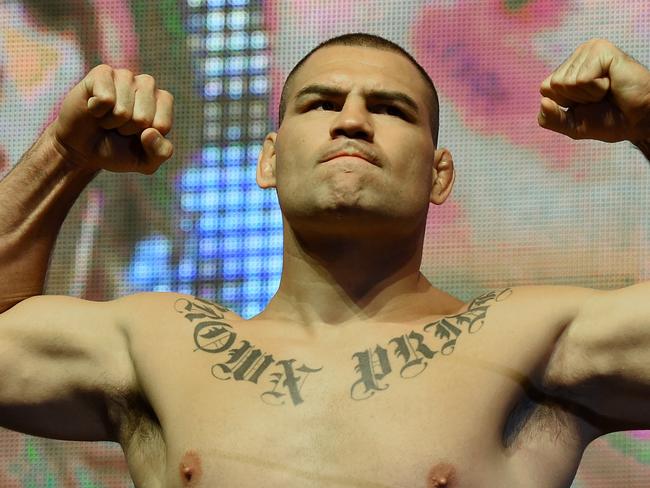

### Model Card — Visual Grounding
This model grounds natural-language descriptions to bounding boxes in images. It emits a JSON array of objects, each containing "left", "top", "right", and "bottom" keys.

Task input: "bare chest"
[
  {"left": 133, "top": 364, "right": 513, "bottom": 488},
  {"left": 121, "top": 292, "right": 584, "bottom": 488},
  {"left": 129, "top": 361, "right": 582, "bottom": 488}
]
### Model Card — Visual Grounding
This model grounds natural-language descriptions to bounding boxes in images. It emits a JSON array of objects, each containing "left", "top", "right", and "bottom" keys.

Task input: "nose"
[{"left": 329, "top": 98, "right": 374, "bottom": 141}]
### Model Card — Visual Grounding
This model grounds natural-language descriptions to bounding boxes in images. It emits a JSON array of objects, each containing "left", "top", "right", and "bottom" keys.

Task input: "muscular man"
[{"left": 1, "top": 34, "right": 649, "bottom": 487}]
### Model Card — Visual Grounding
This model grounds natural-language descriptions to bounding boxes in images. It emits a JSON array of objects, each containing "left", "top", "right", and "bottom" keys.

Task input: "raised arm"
[
  {"left": 0, "top": 65, "right": 174, "bottom": 312},
  {"left": 537, "top": 38, "right": 650, "bottom": 160},
  {"left": 533, "top": 40, "right": 650, "bottom": 432}
]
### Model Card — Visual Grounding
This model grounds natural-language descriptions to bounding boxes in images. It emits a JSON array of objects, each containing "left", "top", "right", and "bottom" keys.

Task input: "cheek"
[
  {"left": 273, "top": 138, "right": 308, "bottom": 194},
  {"left": 391, "top": 142, "right": 435, "bottom": 200},
  {"left": 275, "top": 121, "right": 324, "bottom": 178},
  {"left": 276, "top": 118, "right": 308, "bottom": 155},
  {"left": 389, "top": 136, "right": 433, "bottom": 180}
]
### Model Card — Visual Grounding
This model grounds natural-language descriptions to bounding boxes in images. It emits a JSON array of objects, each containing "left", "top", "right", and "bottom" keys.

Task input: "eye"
[
  {"left": 386, "top": 106, "right": 404, "bottom": 117},
  {"left": 372, "top": 104, "right": 406, "bottom": 119},
  {"left": 309, "top": 100, "right": 337, "bottom": 111}
]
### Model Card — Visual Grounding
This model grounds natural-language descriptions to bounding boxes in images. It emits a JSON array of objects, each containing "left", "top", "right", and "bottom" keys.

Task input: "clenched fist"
[
  {"left": 538, "top": 39, "right": 650, "bottom": 144},
  {"left": 52, "top": 65, "right": 174, "bottom": 174}
]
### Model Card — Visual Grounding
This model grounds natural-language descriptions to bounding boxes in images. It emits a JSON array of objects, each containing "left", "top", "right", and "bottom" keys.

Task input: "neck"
[{"left": 257, "top": 221, "right": 463, "bottom": 327}]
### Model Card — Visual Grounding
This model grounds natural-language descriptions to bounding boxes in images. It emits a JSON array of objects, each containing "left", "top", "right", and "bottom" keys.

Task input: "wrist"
[
  {"left": 0, "top": 123, "right": 100, "bottom": 262},
  {"left": 45, "top": 123, "right": 100, "bottom": 177}
]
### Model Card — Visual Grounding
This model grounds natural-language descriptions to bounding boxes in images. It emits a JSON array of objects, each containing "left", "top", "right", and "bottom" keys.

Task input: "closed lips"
[{"left": 320, "top": 144, "right": 380, "bottom": 166}]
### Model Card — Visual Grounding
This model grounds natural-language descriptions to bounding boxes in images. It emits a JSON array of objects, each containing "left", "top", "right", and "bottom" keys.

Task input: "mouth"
[
  {"left": 319, "top": 145, "right": 381, "bottom": 166},
  {"left": 324, "top": 153, "right": 373, "bottom": 164}
]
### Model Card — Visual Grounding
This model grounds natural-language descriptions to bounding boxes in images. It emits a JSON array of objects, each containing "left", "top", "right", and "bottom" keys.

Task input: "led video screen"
[{"left": 1, "top": 0, "right": 649, "bottom": 486}]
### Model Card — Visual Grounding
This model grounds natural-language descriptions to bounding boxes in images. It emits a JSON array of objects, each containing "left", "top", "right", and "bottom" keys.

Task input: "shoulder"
[
  {"left": 465, "top": 285, "right": 598, "bottom": 320},
  {"left": 108, "top": 292, "right": 243, "bottom": 333},
  {"left": 454, "top": 286, "right": 601, "bottom": 371}
]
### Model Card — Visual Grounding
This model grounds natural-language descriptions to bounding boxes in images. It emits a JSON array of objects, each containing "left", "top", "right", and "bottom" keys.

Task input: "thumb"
[
  {"left": 538, "top": 97, "right": 575, "bottom": 136},
  {"left": 140, "top": 128, "right": 174, "bottom": 172}
]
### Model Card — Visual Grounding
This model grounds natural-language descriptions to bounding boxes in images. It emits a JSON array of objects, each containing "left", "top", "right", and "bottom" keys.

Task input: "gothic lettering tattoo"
[
  {"left": 350, "top": 288, "right": 512, "bottom": 401},
  {"left": 175, "top": 297, "right": 322, "bottom": 406}
]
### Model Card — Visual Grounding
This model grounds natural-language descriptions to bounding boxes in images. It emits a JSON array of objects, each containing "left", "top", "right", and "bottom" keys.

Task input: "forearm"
[
  {"left": 0, "top": 66, "right": 174, "bottom": 312},
  {"left": 0, "top": 124, "right": 98, "bottom": 312}
]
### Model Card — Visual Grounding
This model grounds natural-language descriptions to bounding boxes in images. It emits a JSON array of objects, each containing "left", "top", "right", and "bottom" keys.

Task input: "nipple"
[
  {"left": 181, "top": 465, "right": 193, "bottom": 481},
  {"left": 427, "top": 462, "right": 456, "bottom": 488},
  {"left": 179, "top": 450, "right": 202, "bottom": 486}
]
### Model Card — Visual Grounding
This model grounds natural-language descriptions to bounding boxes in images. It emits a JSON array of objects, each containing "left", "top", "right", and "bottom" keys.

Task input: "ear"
[
  {"left": 430, "top": 148, "right": 455, "bottom": 205},
  {"left": 256, "top": 132, "right": 277, "bottom": 189}
]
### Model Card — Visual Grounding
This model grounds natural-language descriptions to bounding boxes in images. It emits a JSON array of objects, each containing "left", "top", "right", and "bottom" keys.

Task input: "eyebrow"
[{"left": 293, "top": 84, "right": 420, "bottom": 115}]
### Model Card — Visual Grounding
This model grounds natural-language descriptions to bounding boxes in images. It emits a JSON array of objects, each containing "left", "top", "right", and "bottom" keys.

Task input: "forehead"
[{"left": 287, "top": 45, "right": 430, "bottom": 104}]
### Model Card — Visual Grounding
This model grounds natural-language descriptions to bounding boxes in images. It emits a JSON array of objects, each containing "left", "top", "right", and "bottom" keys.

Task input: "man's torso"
[{"left": 111, "top": 287, "right": 601, "bottom": 488}]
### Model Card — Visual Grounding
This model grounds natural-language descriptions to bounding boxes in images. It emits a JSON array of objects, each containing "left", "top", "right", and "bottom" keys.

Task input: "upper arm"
[
  {"left": 0, "top": 294, "right": 138, "bottom": 442},
  {"left": 542, "top": 283, "right": 650, "bottom": 433}
]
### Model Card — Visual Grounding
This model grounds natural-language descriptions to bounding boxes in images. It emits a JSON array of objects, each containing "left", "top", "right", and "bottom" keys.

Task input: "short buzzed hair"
[{"left": 278, "top": 33, "right": 440, "bottom": 146}]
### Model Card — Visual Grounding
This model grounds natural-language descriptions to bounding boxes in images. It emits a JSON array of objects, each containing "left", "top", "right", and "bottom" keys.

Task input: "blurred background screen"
[{"left": 1, "top": 0, "right": 650, "bottom": 486}]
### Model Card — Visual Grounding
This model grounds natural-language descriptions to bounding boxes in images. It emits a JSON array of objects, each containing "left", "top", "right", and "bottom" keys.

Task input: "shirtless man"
[{"left": 1, "top": 34, "right": 649, "bottom": 487}]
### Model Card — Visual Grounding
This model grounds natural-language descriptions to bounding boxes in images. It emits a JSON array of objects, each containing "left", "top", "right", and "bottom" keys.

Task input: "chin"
[{"left": 295, "top": 206, "right": 418, "bottom": 240}]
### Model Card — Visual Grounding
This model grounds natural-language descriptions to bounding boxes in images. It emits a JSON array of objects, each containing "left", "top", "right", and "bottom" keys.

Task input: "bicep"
[
  {"left": 542, "top": 283, "right": 650, "bottom": 432},
  {"left": 0, "top": 295, "right": 137, "bottom": 441}
]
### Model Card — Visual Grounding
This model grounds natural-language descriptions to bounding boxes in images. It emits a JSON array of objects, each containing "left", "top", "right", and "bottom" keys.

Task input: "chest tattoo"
[
  {"left": 350, "top": 288, "right": 512, "bottom": 401},
  {"left": 174, "top": 290, "right": 511, "bottom": 407},
  {"left": 175, "top": 297, "right": 322, "bottom": 407}
]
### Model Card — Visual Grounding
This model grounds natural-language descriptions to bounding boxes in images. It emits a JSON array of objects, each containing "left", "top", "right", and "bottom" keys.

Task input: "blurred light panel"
[{"left": 174, "top": 0, "right": 281, "bottom": 316}]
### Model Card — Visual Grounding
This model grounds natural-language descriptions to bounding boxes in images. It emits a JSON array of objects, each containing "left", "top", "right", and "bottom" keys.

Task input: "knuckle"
[
  {"left": 114, "top": 68, "right": 135, "bottom": 80},
  {"left": 589, "top": 38, "right": 613, "bottom": 52},
  {"left": 92, "top": 63, "right": 113, "bottom": 74},
  {"left": 155, "top": 120, "right": 172, "bottom": 134},
  {"left": 540, "top": 79, "right": 552, "bottom": 94},
  {"left": 132, "top": 114, "right": 154, "bottom": 128},
  {"left": 135, "top": 73, "right": 156, "bottom": 87},
  {"left": 112, "top": 105, "right": 131, "bottom": 120},
  {"left": 549, "top": 76, "right": 564, "bottom": 89},
  {"left": 94, "top": 92, "right": 116, "bottom": 105},
  {"left": 159, "top": 90, "right": 174, "bottom": 103}
]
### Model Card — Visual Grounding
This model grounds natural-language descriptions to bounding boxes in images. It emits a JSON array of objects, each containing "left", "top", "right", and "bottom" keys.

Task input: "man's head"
[
  {"left": 257, "top": 33, "right": 454, "bottom": 241},
  {"left": 278, "top": 33, "right": 440, "bottom": 146}
]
